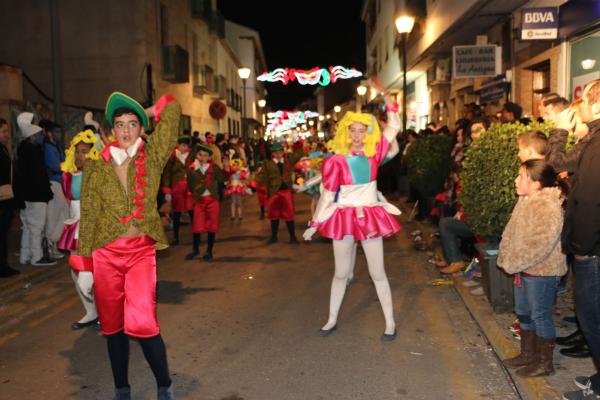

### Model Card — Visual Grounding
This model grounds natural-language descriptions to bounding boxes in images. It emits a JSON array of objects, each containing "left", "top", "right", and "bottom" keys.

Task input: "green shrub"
[
  {"left": 461, "top": 121, "right": 554, "bottom": 241},
  {"left": 406, "top": 133, "right": 452, "bottom": 197}
]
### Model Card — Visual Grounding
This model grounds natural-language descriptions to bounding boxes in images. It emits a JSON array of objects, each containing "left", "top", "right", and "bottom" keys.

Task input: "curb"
[
  {"left": 453, "top": 274, "right": 560, "bottom": 400},
  {"left": 395, "top": 200, "right": 560, "bottom": 400}
]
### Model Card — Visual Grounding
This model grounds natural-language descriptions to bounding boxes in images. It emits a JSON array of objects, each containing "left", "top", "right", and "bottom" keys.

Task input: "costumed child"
[
  {"left": 293, "top": 151, "right": 328, "bottom": 219},
  {"left": 249, "top": 177, "right": 268, "bottom": 220},
  {"left": 79, "top": 92, "right": 180, "bottom": 400},
  {"left": 257, "top": 142, "right": 304, "bottom": 244},
  {"left": 58, "top": 129, "right": 102, "bottom": 330},
  {"left": 224, "top": 157, "right": 250, "bottom": 221},
  {"left": 498, "top": 159, "right": 567, "bottom": 378},
  {"left": 185, "top": 143, "right": 226, "bottom": 261},
  {"left": 303, "top": 92, "right": 401, "bottom": 341},
  {"left": 161, "top": 135, "right": 194, "bottom": 245}
]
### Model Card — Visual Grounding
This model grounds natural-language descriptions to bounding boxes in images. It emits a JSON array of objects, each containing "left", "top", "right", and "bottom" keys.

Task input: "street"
[{"left": 0, "top": 196, "right": 519, "bottom": 400}]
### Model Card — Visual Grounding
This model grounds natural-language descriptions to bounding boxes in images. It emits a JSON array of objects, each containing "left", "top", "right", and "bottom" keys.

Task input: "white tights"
[
  {"left": 322, "top": 235, "right": 395, "bottom": 335},
  {"left": 71, "top": 270, "right": 98, "bottom": 323}
]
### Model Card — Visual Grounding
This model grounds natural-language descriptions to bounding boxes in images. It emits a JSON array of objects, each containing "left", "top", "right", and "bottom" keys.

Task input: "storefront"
[{"left": 560, "top": 0, "right": 600, "bottom": 100}]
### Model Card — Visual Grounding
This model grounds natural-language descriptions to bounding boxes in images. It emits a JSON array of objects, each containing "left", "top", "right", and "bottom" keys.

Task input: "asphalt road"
[{"left": 0, "top": 195, "right": 520, "bottom": 400}]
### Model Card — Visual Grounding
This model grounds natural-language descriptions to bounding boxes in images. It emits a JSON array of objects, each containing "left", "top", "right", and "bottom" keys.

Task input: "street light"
[
  {"left": 258, "top": 99, "right": 266, "bottom": 108},
  {"left": 356, "top": 85, "right": 367, "bottom": 112},
  {"left": 395, "top": 15, "right": 415, "bottom": 132},
  {"left": 238, "top": 67, "right": 251, "bottom": 138},
  {"left": 334, "top": 105, "right": 341, "bottom": 113}
]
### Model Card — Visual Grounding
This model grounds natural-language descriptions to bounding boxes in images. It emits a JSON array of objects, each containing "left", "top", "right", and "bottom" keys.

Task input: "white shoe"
[
  {"left": 51, "top": 250, "right": 65, "bottom": 260},
  {"left": 470, "top": 286, "right": 484, "bottom": 296},
  {"left": 462, "top": 280, "right": 480, "bottom": 288}
]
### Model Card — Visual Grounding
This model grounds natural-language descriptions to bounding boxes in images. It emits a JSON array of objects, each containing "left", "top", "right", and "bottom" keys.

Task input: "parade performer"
[
  {"left": 293, "top": 151, "right": 329, "bottom": 219},
  {"left": 58, "top": 129, "right": 101, "bottom": 330},
  {"left": 257, "top": 142, "right": 304, "bottom": 244},
  {"left": 225, "top": 158, "right": 250, "bottom": 221},
  {"left": 304, "top": 93, "right": 401, "bottom": 341},
  {"left": 249, "top": 178, "right": 268, "bottom": 219},
  {"left": 185, "top": 144, "right": 226, "bottom": 261},
  {"left": 79, "top": 92, "right": 180, "bottom": 400},
  {"left": 161, "top": 135, "right": 194, "bottom": 245}
]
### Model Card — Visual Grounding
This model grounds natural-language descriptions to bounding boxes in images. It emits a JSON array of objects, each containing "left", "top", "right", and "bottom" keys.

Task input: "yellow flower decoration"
[
  {"left": 230, "top": 158, "right": 244, "bottom": 170},
  {"left": 330, "top": 111, "right": 381, "bottom": 158},
  {"left": 61, "top": 129, "right": 103, "bottom": 173}
]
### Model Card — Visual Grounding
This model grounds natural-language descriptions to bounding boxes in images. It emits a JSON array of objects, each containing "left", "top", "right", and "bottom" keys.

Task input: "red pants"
[
  {"left": 92, "top": 236, "right": 159, "bottom": 337},
  {"left": 257, "top": 186, "right": 267, "bottom": 207},
  {"left": 69, "top": 254, "right": 93, "bottom": 272},
  {"left": 193, "top": 195, "right": 220, "bottom": 233},
  {"left": 171, "top": 178, "right": 193, "bottom": 212},
  {"left": 267, "top": 189, "right": 295, "bottom": 221}
]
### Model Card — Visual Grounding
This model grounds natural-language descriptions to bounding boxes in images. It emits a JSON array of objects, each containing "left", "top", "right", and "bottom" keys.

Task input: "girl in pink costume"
[
  {"left": 304, "top": 93, "right": 401, "bottom": 341},
  {"left": 58, "top": 129, "right": 102, "bottom": 330},
  {"left": 225, "top": 158, "right": 250, "bottom": 220}
]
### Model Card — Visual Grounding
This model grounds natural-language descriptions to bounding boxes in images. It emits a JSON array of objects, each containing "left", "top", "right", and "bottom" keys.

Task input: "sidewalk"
[{"left": 394, "top": 197, "right": 594, "bottom": 400}]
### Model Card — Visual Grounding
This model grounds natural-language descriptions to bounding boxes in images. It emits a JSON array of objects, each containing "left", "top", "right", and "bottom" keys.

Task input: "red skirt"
[
  {"left": 267, "top": 189, "right": 295, "bottom": 221},
  {"left": 171, "top": 178, "right": 193, "bottom": 212},
  {"left": 192, "top": 195, "right": 221, "bottom": 233}
]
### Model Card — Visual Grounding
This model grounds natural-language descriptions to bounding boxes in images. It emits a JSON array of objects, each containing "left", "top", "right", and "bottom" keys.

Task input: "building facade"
[{"left": 0, "top": 0, "right": 265, "bottom": 139}]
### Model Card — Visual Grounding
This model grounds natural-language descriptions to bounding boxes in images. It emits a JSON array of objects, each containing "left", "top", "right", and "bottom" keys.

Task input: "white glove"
[
  {"left": 303, "top": 227, "right": 317, "bottom": 241},
  {"left": 293, "top": 184, "right": 307, "bottom": 192},
  {"left": 164, "top": 194, "right": 172, "bottom": 202}
]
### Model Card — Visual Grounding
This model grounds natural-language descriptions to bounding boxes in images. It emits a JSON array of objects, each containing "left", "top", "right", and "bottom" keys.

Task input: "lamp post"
[
  {"left": 238, "top": 67, "right": 251, "bottom": 138},
  {"left": 395, "top": 15, "right": 415, "bottom": 132},
  {"left": 356, "top": 85, "right": 367, "bottom": 112}
]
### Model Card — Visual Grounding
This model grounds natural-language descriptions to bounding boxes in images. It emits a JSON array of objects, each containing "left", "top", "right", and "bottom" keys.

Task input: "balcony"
[
  {"left": 162, "top": 45, "right": 189, "bottom": 84},
  {"left": 191, "top": 0, "right": 212, "bottom": 20},
  {"left": 209, "top": 10, "right": 225, "bottom": 38}
]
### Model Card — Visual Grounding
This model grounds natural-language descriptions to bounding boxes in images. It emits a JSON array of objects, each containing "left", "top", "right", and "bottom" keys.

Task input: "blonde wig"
[
  {"left": 330, "top": 111, "right": 381, "bottom": 157},
  {"left": 61, "top": 129, "right": 102, "bottom": 173}
]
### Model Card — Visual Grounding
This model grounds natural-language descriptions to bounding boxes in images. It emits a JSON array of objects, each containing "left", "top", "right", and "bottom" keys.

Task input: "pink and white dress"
[{"left": 311, "top": 114, "right": 402, "bottom": 241}]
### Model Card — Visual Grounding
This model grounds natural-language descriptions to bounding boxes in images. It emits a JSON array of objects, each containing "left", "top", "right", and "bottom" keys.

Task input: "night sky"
[{"left": 218, "top": 0, "right": 366, "bottom": 110}]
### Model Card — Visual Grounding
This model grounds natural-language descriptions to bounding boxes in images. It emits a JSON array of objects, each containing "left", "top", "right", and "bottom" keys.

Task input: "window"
[
  {"left": 192, "top": 32, "right": 200, "bottom": 86},
  {"left": 160, "top": 4, "right": 168, "bottom": 46}
]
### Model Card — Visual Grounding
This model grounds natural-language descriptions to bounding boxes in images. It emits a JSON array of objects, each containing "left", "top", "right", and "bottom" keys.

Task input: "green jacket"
[
  {"left": 79, "top": 102, "right": 182, "bottom": 256},
  {"left": 256, "top": 150, "right": 303, "bottom": 198},
  {"left": 161, "top": 150, "right": 193, "bottom": 191},
  {"left": 186, "top": 162, "right": 226, "bottom": 201}
]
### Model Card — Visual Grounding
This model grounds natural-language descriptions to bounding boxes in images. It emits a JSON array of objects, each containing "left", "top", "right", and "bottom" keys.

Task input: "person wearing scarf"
[
  {"left": 161, "top": 135, "right": 195, "bottom": 245},
  {"left": 185, "top": 144, "right": 226, "bottom": 261},
  {"left": 257, "top": 142, "right": 304, "bottom": 244},
  {"left": 79, "top": 92, "right": 180, "bottom": 400}
]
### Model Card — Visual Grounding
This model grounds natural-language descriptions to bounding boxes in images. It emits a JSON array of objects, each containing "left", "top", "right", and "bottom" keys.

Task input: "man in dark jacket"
[
  {"left": 562, "top": 79, "right": 600, "bottom": 400},
  {"left": 14, "top": 112, "right": 55, "bottom": 266}
]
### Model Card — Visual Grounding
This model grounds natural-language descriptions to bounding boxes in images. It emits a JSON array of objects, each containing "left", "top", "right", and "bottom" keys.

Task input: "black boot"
[
  {"left": 203, "top": 233, "right": 215, "bottom": 261},
  {"left": 267, "top": 220, "right": 279, "bottom": 244},
  {"left": 286, "top": 221, "right": 299, "bottom": 244},
  {"left": 185, "top": 233, "right": 201, "bottom": 260},
  {"left": 560, "top": 341, "right": 592, "bottom": 358},
  {"left": 556, "top": 329, "right": 584, "bottom": 346}
]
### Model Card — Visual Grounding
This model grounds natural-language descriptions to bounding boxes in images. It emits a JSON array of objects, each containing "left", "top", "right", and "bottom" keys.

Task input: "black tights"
[
  {"left": 192, "top": 232, "right": 216, "bottom": 254},
  {"left": 172, "top": 211, "right": 193, "bottom": 241},
  {"left": 106, "top": 331, "right": 171, "bottom": 389}
]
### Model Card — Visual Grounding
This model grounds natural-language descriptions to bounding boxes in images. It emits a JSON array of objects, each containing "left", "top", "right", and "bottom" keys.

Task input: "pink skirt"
[
  {"left": 317, "top": 206, "right": 401, "bottom": 241},
  {"left": 225, "top": 186, "right": 248, "bottom": 196},
  {"left": 58, "top": 222, "right": 78, "bottom": 252}
]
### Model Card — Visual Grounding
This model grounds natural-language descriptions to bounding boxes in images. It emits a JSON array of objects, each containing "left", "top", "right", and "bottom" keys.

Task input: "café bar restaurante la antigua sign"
[{"left": 452, "top": 45, "right": 502, "bottom": 79}]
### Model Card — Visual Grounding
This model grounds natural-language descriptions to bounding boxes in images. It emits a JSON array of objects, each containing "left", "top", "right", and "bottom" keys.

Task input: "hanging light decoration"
[{"left": 258, "top": 66, "right": 363, "bottom": 86}]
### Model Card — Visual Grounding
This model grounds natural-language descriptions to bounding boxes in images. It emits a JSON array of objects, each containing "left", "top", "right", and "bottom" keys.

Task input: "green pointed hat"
[
  {"left": 105, "top": 91, "right": 149, "bottom": 129},
  {"left": 270, "top": 142, "right": 284, "bottom": 152},
  {"left": 195, "top": 143, "right": 213, "bottom": 155}
]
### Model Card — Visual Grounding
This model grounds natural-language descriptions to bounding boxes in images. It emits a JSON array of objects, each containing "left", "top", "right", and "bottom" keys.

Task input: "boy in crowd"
[
  {"left": 517, "top": 130, "right": 547, "bottom": 163},
  {"left": 257, "top": 142, "right": 303, "bottom": 244},
  {"left": 161, "top": 135, "right": 194, "bottom": 245},
  {"left": 185, "top": 144, "right": 226, "bottom": 261}
]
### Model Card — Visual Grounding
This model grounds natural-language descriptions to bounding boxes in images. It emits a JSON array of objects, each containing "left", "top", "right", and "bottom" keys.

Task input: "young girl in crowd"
[
  {"left": 225, "top": 157, "right": 250, "bottom": 221},
  {"left": 58, "top": 130, "right": 102, "bottom": 330},
  {"left": 498, "top": 159, "right": 568, "bottom": 377}
]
